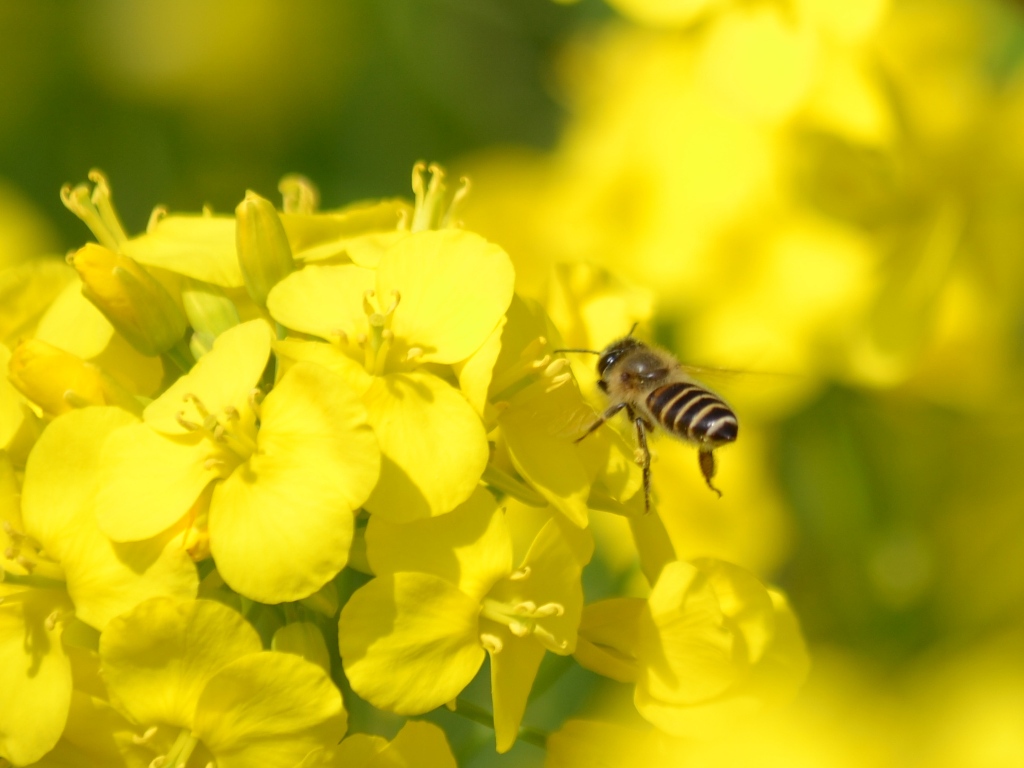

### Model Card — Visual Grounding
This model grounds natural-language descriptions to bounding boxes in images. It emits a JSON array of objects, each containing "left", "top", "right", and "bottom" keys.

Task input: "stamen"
[
  {"left": 332, "top": 329, "right": 350, "bottom": 345},
  {"left": 545, "top": 373, "right": 573, "bottom": 392},
  {"left": 147, "top": 205, "right": 168, "bottom": 233},
  {"left": 362, "top": 289, "right": 376, "bottom": 317},
  {"left": 182, "top": 393, "right": 211, "bottom": 419},
  {"left": 223, "top": 405, "right": 239, "bottom": 421},
  {"left": 443, "top": 176, "right": 471, "bottom": 227},
  {"left": 87, "top": 170, "right": 128, "bottom": 246},
  {"left": 480, "top": 633, "right": 504, "bottom": 653},
  {"left": 133, "top": 726, "right": 159, "bottom": 745},
  {"left": 150, "top": 757, "right": 168, "bottom": 768},
  {"left": 202, "top": 204, "right": 214, "bottom": 217},
  {"left": 203, "top": 458, "right": 226, "bottom": 471},
  {"left": 248, "top": 388, "right": 263, "bottom": 416},
  {"left": 60, "top": 182, "right": 121, "bottom": 251},
  {"left": 62, "top": 389, "right": 91, "bottom": 409},
  {"left": 411, "top": 161, "right": 427, "bottom": 201},
  {"left": 543, "top": 359, "right": 569, "bottom": 377},
  {"left": 406, "top": 346, "right": 424, "bottom": 361},
  {"left": 534, "top": 602, "right": 565, "bottom": 618},
  {"left": 509, "top": 620, "right": 531, "bottom": 638},
  {"left": 176, "top": 413, "right": 201, "bottom": 431},
  {"left": 16, "top": 555, "right": 35, "bottom": 572}
]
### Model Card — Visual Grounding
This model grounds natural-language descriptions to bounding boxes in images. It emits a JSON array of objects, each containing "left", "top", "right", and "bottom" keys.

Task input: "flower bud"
[
  {"left": 181, "top": 278, "right": 241, "bottom": 358},
  {"left": 8, "top": 339, "right": 124, "bottom": 415},
  {"left": 236, "top": 191, "right": 296, "bottom": 307},
  {"left": 69, "top": 243, "right": 187, "bottom": 356}
]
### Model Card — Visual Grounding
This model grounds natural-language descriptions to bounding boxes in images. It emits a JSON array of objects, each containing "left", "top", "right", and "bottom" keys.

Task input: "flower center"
[
  {"left": 479, "top": 595, "right": 567, "bottom": 653},
  {"left": 175, "top": 392, "right": 260, "bottom": 464},
  {"left": 1, "top": 520, "right": 66, "bottom": 585},
  {"left": 351, "top": 289, "right": 402, "bottom": 375},
  {"left": 489, "top": 336, "right": 571, "bottom": 404}
]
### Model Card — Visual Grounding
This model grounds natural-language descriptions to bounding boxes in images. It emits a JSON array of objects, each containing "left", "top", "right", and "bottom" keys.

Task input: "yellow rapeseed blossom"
[{"left": 0, "top": 163, "right": 807, "bottom": 766}]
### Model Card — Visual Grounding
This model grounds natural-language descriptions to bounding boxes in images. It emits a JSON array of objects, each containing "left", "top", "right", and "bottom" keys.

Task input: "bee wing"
[{"left": 676, "top": 363, "right": 801, "bottom": 382}]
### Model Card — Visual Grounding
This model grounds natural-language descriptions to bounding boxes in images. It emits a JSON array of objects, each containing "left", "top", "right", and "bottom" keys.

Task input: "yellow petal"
[
  {"left": 490, "top": 633, "right": 546, "bottom": 753},
  {"left": 273, "top": 338, "right": 373, "bottom": 397},
  {"left": 693, "top": 557, "right": 777, "bottom": 664},
  {"left": 35, "top": 280, "right": 115, "bottom": 359},
  {"left": 575, "top": 598, "right": 646, "bottom": 683},
  {"left": 194, "top": 651, "right": 347, "bottom": 768},
  {"left": 122, "top": 214, "right": 244, "bottom": 287},
  {"left": 376, "top": 229, "right": 515, "bottom": 364},
  {"left": 638, "top": 561, "right": 737, "bottom": 706},
  {"left": 363, "top": 371, "right": 488, "bottom": 521},
  {"left": 210, "top": 363, "right": 379, "bottom": 603},
  {"left": 99, "top": 597, "right": 262, "bottom": 730},
  {"left": 97, "top": 423, "right": 221, "bottom": 542},
  {"left": 266, "top": 264, "right": 376, "bottom": 342},
  {"left": 453, "top": 315, "right": 505, "bottom": 417},
  {"left": 375, "top": 721, "right": 457, "bottom": 768},
  {"left": 22, "top": 407, "right": 197, "bottom": 629},
  {"left": 144, "top": 319, "right": 273, "bottom": 435},
  {"left": 339, "top": 573, "right": 485, "bottom": 715},
  {"left": 22, "top": 407, "right": 138, "bottom": 559},
  {"left": 0, "top": 589, "right": 72, "bottom": 765},
  {"left": 499, "top": 380, "right": 591, "bottom": 527},
  {"left": 366, "top": 486, "right": 512, "bottom": 601},
  {"left": 0, "top": 257, "right": 75, "bottom": 349}
]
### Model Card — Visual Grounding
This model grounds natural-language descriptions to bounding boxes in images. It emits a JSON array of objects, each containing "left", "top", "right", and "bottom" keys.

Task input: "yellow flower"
[
  {"left": 338, "top": 488, "right": 592, "bottom": 752},
  {"left": 19, "top": 407, "right": 198, "bottom": 630},
  {"left": 96, "top": 320, "right": 380, "bottom": 602},
  {"left": 268, "top": 227, "right": 514, "bottom": 521},
  {"left": 0, "top": 455, "right": 73, "bottom": 766},
  {"left": 575, "top": 558, "right": 810, "bottom": 736},
  {"left": 299, "top": 721, "right": 457, "bottom": 768},
  {"left": 99, "top": 596, "right": 347, "bottom": 768}
]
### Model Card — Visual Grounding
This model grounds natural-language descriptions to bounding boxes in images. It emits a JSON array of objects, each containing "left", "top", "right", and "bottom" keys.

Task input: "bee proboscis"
[{"left": 557, "top": 329, "right": 738, "bottom": 511}]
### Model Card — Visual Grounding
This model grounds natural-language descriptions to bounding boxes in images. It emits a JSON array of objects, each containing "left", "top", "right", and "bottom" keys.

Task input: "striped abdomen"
[{"left": 645, "top": 382, "right": 738, "bottom": 446}]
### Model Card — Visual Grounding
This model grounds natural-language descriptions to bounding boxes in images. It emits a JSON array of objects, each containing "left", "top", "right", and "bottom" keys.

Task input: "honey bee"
[{"left": 557, "top": 328, "right": 738, "bottom": 511}]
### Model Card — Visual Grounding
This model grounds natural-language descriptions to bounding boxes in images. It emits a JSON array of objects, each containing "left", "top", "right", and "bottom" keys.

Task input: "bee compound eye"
[{"left": 597, "top": 350, "right": 618, "bottom": 376}]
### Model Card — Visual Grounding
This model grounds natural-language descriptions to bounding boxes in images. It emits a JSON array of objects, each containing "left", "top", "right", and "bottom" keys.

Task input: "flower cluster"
[{"left": 0, "top": 164, "right": 807, "bottom": 766}]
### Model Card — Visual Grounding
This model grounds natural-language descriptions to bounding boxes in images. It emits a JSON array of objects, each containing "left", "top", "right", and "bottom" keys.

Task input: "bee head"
[{"left": 597, "top": 337, "right": 643, "bottom": 377}]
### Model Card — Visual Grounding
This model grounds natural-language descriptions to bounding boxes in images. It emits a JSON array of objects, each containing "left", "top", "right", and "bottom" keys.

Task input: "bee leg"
[
  {"left": 573, "top": 402, "right": 628, "bottom": 444},
  {"left": 634, "top": 415, "right": 652, "bottom": 513},
  {"left": 618, "top": 405, "right": 651, "bottom": 514},
  {"left": 698, "top": 449, "right": 723, "bottom": 498}
]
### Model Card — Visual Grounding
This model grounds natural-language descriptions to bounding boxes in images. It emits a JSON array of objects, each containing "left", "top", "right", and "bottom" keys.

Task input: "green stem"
[
  {"left": 164, "top": 337, "right": 196, "bottom": 376},
  {"left": 0, "top": 571, "right": 66, "bottom": 590},
  {"left": 452, "top": 698, "right": 548, "bottom": 750},
  {"left": 481, "top": 464, "right": 548, "bottom": 507}
]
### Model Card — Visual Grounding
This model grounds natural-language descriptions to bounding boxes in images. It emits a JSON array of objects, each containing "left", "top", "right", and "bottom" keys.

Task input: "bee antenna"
[
  {"left": 627, "top": 322, "right": 639, "bottom": 337},
  {"left": 552, "top": 348, "right": 601, "bottom": 355}
]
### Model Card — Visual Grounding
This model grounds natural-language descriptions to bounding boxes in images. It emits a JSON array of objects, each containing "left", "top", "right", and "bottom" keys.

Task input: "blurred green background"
[
  {"left": 0, "top": 0, "right": 598, "bottom": 251},
  {"left": 5, "top": 0, "right": 1024, "bottom": 765}
]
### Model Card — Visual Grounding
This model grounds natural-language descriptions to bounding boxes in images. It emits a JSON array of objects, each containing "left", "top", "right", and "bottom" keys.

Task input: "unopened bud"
[
  {"left": 235, "top": 191, "right": 296, "bottom": 307},
  {"left": 181, "top": 278, "right": 240, "bottom": 358},
  {"left": 9, "top": 339, "right": 103, "bottom": 414},
  {"left": 69, "top": 243, "right": 187, "bottom": 356},
  {"left": 8, "top": 339, "right": 134, "bottom": 416}
]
